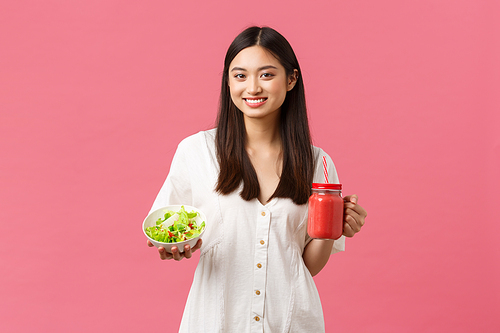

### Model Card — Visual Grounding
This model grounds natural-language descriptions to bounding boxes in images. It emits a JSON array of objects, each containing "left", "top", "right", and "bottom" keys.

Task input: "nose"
[{"left": 246, "top": 76, "right": 262, "bottom": 95}]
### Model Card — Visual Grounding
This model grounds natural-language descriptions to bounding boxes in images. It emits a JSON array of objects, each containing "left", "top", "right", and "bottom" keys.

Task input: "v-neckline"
[{"left": 257, "top": 197, "right": 278, "bottom": 209}]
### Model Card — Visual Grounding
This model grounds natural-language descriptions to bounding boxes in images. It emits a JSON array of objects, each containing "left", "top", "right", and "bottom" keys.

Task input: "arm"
[
  {"left": 146, "top": 137, "right": 198, "bottom": 261},
  {"left": 303, "top": 194, "right": 367, "bottom": 276},
  {"left": 303, "top": 239, "right": 335, "bottom": 276}
]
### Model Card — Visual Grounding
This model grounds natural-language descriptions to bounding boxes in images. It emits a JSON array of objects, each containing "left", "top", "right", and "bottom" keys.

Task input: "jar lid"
[{"left": 312, "top": 183, "right": 342, "bottom": 190}]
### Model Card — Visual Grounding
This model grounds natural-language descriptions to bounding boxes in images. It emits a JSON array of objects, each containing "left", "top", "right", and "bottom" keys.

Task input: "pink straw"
[{"left": 322, "top": 156, "right": 329, "bottom": 183}]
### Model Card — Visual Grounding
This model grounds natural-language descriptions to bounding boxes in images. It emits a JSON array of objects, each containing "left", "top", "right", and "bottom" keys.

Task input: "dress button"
[
  {"left": 257, "top": 263, "right": 262, "bottom": 268},
  {"left": 255, "top": 316, "right": 260, "bottom": 321},
  {"left": 261, "top": 211, "right": 266, "bottom": 216},
  {"left": 260, "top": 240, "right": 265, "bottom": 245},
  {"left": 255, "top": 290, "right": 261, "bottom": 295}
]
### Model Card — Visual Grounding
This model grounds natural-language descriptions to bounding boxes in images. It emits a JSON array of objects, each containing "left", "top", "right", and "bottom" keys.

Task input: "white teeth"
[{"left": 245, "top": 98, "right": 266, "bottom": 104}]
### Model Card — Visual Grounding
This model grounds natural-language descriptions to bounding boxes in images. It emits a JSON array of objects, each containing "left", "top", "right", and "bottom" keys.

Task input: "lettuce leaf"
[{"left": 146, "top": 206, "right": 205, "bottom": 243}]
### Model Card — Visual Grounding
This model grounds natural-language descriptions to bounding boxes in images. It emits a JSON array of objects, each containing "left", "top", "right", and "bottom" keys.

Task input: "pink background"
[{"left": 1, "top": 1, "right": 499, "bottom": 332}]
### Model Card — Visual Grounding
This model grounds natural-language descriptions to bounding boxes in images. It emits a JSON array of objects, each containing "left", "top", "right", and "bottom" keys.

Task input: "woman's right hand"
[{"left": 147, "top": 239, "right": 203, "bottom": 261}]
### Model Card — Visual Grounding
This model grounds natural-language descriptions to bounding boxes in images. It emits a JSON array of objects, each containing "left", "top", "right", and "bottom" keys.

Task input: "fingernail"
[
  {"left": 186, "top": 246, "right": 191, "bottom": 251},
  {"left": 351, "top": 196, "right": 357, "bottom": 204}
]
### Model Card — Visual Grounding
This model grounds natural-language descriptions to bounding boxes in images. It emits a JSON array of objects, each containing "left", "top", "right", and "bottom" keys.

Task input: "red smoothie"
[{"left": 307, "top": 183, "right": 344, "bottom": 240}]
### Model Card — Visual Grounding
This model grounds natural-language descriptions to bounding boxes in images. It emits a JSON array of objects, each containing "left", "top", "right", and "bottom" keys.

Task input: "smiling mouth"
[{"left": 244, "top": 98, "right": 267, "bottom": 104}]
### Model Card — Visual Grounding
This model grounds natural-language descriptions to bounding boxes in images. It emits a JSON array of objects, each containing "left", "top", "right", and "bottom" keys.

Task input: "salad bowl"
[{"left": 143, "top": 205, "right": 207, "bottom": 253}]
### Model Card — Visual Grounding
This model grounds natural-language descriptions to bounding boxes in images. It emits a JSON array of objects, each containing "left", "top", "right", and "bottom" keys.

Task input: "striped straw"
[{"left": 322, "top": 156, "right": 329, "bottom": 183}]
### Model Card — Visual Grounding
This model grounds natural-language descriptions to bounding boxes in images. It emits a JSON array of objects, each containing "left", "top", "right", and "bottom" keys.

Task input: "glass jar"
[{"left": 307, "top": 183, "right": 344, "bottom": 240}]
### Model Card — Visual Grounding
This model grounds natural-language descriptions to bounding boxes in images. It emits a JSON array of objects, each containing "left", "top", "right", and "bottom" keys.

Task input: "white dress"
[{"left": 149, "top": 129, "right": 345, "bottom": 333}]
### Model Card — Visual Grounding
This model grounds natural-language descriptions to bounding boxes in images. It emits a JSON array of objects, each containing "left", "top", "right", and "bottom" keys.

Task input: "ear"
[{"left": 287, "top": 69, "right": 299, "bottom": 91}]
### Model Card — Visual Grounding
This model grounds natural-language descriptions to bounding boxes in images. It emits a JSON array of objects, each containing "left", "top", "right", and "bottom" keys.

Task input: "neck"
[{"left": 243, "top": 112, "right": 281, "bottom": 150}]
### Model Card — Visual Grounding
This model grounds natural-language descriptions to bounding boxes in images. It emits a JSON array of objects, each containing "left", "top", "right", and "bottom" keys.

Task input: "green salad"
[{"left": 146, "top": 206, "right": 205, "bottom": 243}]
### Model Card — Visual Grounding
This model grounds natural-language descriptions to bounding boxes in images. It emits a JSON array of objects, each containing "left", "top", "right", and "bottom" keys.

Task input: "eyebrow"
[{"left": 230, "top": 65, "right": 278, "bottom": 72}]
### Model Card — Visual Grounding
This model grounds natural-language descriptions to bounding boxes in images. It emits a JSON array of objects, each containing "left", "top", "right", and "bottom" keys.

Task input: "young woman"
[{"left": 147, "top": 26, "right": 367, "bottom": 332}]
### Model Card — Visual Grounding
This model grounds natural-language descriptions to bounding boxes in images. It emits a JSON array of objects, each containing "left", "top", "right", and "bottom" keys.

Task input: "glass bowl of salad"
[{"left": 143, "top": 205, "right": 207, "bottom": 253}]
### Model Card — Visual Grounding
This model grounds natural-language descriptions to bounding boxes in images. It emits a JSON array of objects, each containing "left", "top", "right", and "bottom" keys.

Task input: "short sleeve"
[
  {"left": 305, "top": 148, "right": 346, "bottom": 254},
  {"left": 312, "top": 150, "right": 339, "bottom": 185},
  {"left": 148, "top": 139, "right": 194, "bottom": 215},
  {"left": 304, "top": 232, "right": 346, "bottom": 255}
]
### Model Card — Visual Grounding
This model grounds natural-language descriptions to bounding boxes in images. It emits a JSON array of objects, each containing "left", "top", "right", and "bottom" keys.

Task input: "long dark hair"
[{"left": 215, "top": 26, "right": 314, "bottom": 205}]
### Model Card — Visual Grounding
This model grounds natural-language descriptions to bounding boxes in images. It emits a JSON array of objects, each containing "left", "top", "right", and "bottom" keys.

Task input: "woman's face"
[{"left": 228, "top": 46, "right": 297, "bottom": 122}]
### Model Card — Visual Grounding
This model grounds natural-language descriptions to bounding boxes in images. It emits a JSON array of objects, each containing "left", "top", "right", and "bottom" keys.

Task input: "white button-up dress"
[{"left": 149, "top": 129, "right": 345, "bottom": 332}]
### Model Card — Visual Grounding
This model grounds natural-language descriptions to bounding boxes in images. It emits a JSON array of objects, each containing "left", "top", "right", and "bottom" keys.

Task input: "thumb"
[{"left": 344, "top": 194, "right": 358, "bottom": 204}]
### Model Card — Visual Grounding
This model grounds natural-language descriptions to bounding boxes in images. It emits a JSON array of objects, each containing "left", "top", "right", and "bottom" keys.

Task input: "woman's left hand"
[{"left": 342, "top": 194, "right": 367, "bottom": 237}]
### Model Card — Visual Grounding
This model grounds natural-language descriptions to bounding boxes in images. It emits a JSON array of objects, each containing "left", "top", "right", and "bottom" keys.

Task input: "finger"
[
  {"left": 343, "top": 194, "right": 358, "bottom": 204},
  {"left": 344, "top": 202, "right": 367, "bottom": 219},
  {"left": 171, "top": 246, "right": 182, "bottom": 261},
  {"left": 343, "top": 222, "right": 355, "bottom": 237},
  {"left": 147, "top": 240, "right": 154, "bottom": 247},
  {"left": 344, "top": 213, "right": 361, "bottom": 233},
  {"left": 359, "top": 205, "right": 367, "bottom": 218},
  {"left": 183, "top": 245, "right": 192, "bottom": 259},
  {"left": 345, "top": 208, "right": 365, "bottom": 227},
  {"left": 192, "top": 239, "right": 203, "bottom": 251},
  {"left": 158, "top": 246, "right": 169, "bottom": 260}
]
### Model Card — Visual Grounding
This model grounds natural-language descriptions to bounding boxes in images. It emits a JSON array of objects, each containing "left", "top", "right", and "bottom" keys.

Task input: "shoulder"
[
  {"left": 177, "top": 128, "right": 216, "bottom": 151},
  {"left": 174, "top": 129, "right": 218, "bottom": 170},
  {"left": 311, "top": 145, "right": 332, "bottom": 162},
  {"left": 311, "top": 145, "right": 340, "bottom": 183}
]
